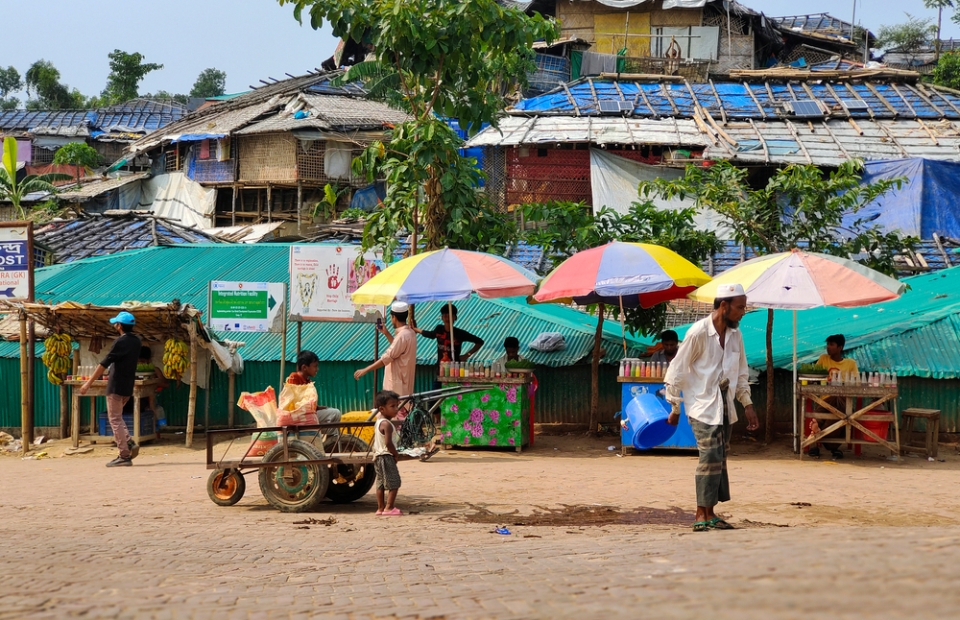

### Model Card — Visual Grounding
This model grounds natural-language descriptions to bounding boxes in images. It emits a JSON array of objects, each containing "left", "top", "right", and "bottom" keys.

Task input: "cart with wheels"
[{"left": 205, "top": 387, "right": 479, "bottom": 512}]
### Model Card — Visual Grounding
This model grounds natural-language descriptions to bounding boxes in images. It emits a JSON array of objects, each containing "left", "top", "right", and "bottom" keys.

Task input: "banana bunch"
[
  {"left": 163, "top": 338, "right": 189, "bottom": 381},
  {"left": 42, "top": 333, "right": 73, "bottom": 385}
]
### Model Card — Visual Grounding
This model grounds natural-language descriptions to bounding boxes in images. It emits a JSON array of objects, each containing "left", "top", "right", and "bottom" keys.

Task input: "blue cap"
[{"left": 109, "top": 311, "right": 136, "bottom": 326}]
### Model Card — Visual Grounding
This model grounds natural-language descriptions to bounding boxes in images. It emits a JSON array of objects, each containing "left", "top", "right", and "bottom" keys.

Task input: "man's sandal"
[
  {"left": 706, "top": 517, "right": 735, "bottom": 530},
  {"left": 692, "top": 521, "right": 711, "bottom": 532}
]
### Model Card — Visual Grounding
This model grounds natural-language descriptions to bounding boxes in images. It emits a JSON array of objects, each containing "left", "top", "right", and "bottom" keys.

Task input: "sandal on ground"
[
  {"left": 831, "top": 449, "right": 844, "bottom": 460},
  {"left": 692, "top": 521, "right": 710, "bottom": 532},
  {"left": 807, "top": 446, "right": 821, "bottom": 458},
  {"left": 706, "top": 517, "right": 735, "bottom": 530},
  {"left": 419, "top": 447, "right": 440, "bottom": 462},
  {"left": 375, "top": 510, "right": 383, "bottom": 515},
  {"left": 381, "top": 508, "right": 403, "bottom": 516}
]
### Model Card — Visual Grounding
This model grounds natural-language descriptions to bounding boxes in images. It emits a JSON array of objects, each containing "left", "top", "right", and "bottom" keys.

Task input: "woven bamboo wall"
[
  {"left": 238, "top": 133, "right": 297, "bottom": 183},
  {"left": 296, "top": 140, "right": 367, "bottom": 187}
]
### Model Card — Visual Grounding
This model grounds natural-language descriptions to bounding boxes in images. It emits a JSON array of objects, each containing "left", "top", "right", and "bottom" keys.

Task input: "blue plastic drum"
[{"left": 623, "top": 392, "right": 677, "bottom": 450}]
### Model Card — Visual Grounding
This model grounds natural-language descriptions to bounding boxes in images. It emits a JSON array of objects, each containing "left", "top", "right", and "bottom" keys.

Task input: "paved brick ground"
[{"left": 1, "top": 435, "right": 958, "bottom": 619}]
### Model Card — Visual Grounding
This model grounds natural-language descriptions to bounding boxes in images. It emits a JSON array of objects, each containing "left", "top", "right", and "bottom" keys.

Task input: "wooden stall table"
[
  {"left": 67, "top": 377, "right": 161, "bottom": 448},
  {"left": 798, "top": 383, "right": 900, "bottom": 460},
  {"left": 437, "top": 373, "right": 534, "bottom": 452}
]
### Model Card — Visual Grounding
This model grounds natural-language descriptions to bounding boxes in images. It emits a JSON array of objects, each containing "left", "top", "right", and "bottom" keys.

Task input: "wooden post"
[
  {"left": 185, "top": 322, "right": 198, "bottom": 447},
  {"left": 203, "top": 357, "right": 211, "bottom": 431},
  {"left": 227, "top": 369, "right": 236, "bottom": 428},
  {"left": 589, "top": 303, "right": 605, "bottom": 435},
  {"left": 296, "top": 181, "right": 303, "bottom": 233},
  {"left": 27, "top": 320, "right": 35, "bottom": 446},
  {"left": 296, "top": 321, "right": 302, "bottom": 357},
  {"left": 231, "top": 184, "right": 238, "bottom": 227},
  {"left": 59, "top": 384, "right": 68, "bottom": 439},
  {"left": 266, "top": 184, "right": 272, "bottom": 223},
  {"left": 19, "top": 311, "right": 29, "bottom": 455}
]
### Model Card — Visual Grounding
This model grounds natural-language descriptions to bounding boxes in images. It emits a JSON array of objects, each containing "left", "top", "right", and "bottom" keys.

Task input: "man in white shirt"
[{"left": 664, "top": 283, "right": 759, "bottom": 531}]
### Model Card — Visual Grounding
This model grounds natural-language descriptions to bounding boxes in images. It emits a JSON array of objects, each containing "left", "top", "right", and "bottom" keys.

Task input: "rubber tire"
[
  {"left": 258, "top": 439, "right": 329, "bottom": 513},
  {"left": 207, "top": 469, "right": 245, "bottom": 506},
  {"left": 325, "top": 435, "right": 376, "bottom": 504}
]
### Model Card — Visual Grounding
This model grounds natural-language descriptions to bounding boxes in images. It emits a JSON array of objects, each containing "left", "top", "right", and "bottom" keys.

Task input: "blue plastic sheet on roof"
[
  {"left": 171, "top": 133, "right": 225, "bottom": 143},
  {"left": 848, "top": 159, "right": 960, "bottom": 239},
  {"left": 514, "top": 79, "right": 960, "bottom": 120}
]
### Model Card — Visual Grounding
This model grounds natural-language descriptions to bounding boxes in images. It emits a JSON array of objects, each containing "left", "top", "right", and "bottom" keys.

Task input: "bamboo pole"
[
  {"left": 589, "top": 303, "right": 605, "bottom": 435},
  {"left": 185, "top": 321, "right": 198, "bottom": 447},
  {"left": 19, "top": 311, "right": 29, "bottom": 456}
]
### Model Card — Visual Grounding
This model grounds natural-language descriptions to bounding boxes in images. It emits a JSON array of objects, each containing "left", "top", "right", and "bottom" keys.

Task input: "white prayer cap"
[
  {"left": 391, "top": 301, "right": 410, "bottom": 313},
  {"left": 716, "top": 283, "right": 746, "bottom": 299}
]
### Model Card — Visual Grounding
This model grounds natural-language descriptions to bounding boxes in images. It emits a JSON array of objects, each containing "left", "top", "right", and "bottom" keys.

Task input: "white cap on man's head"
[
  {"left": 716, "top": 283, "right": 746, "bottom": 299},
  {"left": 391, "top": 301, "right": 409, "bottom": 313}
]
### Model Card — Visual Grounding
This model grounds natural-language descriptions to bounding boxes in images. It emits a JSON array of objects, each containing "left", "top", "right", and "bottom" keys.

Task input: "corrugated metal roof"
[
  {"left": 3, "top": 244, "right": 649, "bottom": 364},
  {"left": 465, "top": 116, "right": 707, "bottom": 147},
  {"left": 513, "top": 78, "right": 960, "bottom": 121},
  {"left": 56, "top": 172, "right": 150, "bottom": 201},
  {"left": 850, "top": 314, "right": 960, "bottom": 379},
  {"left": 0, "top": 100, "right": 186, "bottom": 138},
  {"left": 675, "top": 266, "right": 960, "bottom": 377},
  {"left": 704, "top": 119, "right": 960, "bottom": 166},
  {"left": 32, "top": 213, "right": 220, "bottom": 263},
  {"left": 0, "top": 110, "right": 93, "bottom": 132},
  {"left": 235, "top": 94, "right": 410, "bottom": 135}
]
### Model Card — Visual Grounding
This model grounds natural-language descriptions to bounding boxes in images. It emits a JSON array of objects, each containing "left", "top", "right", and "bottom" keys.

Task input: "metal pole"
[
  {"left": 448, "top": 300, "right": 456, "bottom": 362},
  {"left": 619, "top": 295, "right": 627, "bottom": 357},
  {"left": 372, "top": 322, "right": 380, "bottom": 394},
  {"left": 204, "top": 356, "right": 211, "bottom": 431},
  {"left": 296, "top": 320, "right": 302, "bottom": 356},
  {"left": 280, "top": 305, "right": 287, "bottom": 389},
  {"left": 792, "top": 310, "right": 798, "bottom": 454}
]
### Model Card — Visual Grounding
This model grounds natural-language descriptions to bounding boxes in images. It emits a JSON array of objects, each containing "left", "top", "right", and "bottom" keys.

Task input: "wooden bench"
[{"left": 901, "top": 408, "right": 940, "bottom": 459}]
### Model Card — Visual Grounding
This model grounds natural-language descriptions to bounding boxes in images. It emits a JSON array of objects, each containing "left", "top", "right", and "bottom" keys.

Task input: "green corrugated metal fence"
[{"left": 2, "top": 358, "right": 624, "bottom": 434}]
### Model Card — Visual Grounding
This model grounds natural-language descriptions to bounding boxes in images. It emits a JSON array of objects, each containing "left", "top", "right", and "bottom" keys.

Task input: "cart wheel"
[
  {"left": 325, "top": 435, "right": 376, "bottom": 504},
  {"left": 258, "top": 439, "right": 329, "bottom": 513},
  {"left": 207, "top": 469, "right": 245, "bottom": 506}
]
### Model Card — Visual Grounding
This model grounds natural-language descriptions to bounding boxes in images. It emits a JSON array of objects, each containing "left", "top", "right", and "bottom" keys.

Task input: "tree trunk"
[
  {"left": 764, "top": 308, "right": 775, "bottom": 444},
  {"left": 937, "top": 8, "right": 943, "bottom": 63},
  {"left": 589, "top": 303, "right": 605, "bottom": 435},
  {"left": 424, "top": 167, "right": 445, "bottom": 250}
]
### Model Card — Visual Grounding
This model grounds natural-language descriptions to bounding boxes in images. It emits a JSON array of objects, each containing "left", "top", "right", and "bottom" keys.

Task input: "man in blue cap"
[{"left": 80, "top": 311, "right": 142, "bottom": 467}]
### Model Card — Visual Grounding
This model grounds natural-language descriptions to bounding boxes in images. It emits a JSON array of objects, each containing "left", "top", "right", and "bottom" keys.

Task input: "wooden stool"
[{"left": 901, "top": 408, "right": 940, "bottom": 458}]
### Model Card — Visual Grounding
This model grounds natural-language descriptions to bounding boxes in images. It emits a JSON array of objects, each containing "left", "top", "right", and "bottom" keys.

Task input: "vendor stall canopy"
[
  {"left": 675, "top": 266, "right": 960, "bottom": 378},
  {"left": 0, "top": 244, "right": 650, "bottom": 366}
]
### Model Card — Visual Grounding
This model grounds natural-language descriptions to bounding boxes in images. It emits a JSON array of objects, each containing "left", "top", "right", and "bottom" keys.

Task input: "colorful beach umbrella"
[
  {"left": 688, "top": 249, "right": 906, "bottom": 309},
  {"left": 533, "top": 242, "right": 712, "bottom": 307},
  {"left": 689, "top": 248, "right": 907, "bottom": 451},
  {"left": 350, "top": 248, "right": 538, "bottom": 306}
]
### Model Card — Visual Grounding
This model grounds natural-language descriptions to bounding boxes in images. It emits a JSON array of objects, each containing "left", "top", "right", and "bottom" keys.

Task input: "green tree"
[
  {"left": 281, "top": 0, "right": 558, "bottom": 252},
  {"left": 190, "top": 68, "right": 227, "bottom": 98},
  {"left": 640, "top": 160, "right": 911, "bottom": 443},
  {"left": 932, "top": 50, "right": 960, "bottom": 88},
  {"left": 0, "top": 66, "right": 22, "bottom": 110},
  {"left": 25, "top": 60, "right": 90, "bottom": 109},
  {"left": 0, "top": 137, "right": 71, "bottom": 219},
  {"left": 520, "top": 200, "right": 721, "bottom": 433},
  {"left": 924, "top": 1, "right": 956, "bottom": 60},
  {"left": 52, "top": 142, "right": 101, "bottom": 186},
  {"left": 101, "top": 50, "right": 163, "bottom": 104},
  {"left": 876, "top": 14, "right": 937, "bottom": 65}
]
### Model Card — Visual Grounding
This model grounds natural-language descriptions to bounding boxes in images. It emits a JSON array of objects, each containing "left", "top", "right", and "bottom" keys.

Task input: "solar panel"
[
  {"left": 791, "top": 100, "right": 824, "bottom": 117},
  {"left": 598, "top": 100, "right": 626, "bottom": 114},
  {"left": 840, "top": 99, "right": 870, "bottom": 112},
  {"left": 618, "top": 100, "right": 634, "bottom": 112}
]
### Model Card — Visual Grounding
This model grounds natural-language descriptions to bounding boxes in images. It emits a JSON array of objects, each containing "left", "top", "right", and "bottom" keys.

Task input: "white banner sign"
[
  {"left": 289, "top": 245, "right": 385, "bottom": 322},
  {"left": 208, "top": 281, "right": 286, "bottom": 333},
  {"left": 0, "top": 223, "right": 32, "bottom": 301}
]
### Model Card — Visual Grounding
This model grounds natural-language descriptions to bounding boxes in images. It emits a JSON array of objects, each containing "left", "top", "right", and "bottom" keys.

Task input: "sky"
[{"left": 2, "top": 1, "right": 959, "bottom": 105}]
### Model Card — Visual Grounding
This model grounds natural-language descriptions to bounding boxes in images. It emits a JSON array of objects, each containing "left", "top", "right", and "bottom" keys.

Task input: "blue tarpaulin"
[{"left": 851, "top": 159, "right": 960, "bottom": 239}]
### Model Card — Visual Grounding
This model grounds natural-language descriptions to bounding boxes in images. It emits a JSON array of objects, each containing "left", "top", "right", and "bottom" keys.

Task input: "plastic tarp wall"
[
  {"left": 589, "top": 149, "right": 727, "bottom": 236},
  {"left": 851, "top": 159, "right": 960, "bottom": 239},
  {"left": 139, "top": 172, "right": 216, "bottom": 229}
]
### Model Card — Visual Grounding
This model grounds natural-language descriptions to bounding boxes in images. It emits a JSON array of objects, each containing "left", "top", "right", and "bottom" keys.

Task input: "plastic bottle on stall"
[
  {"left": 619, "top": 360, "right": 625, "bottom": 377},
  {"left": 633, "top": 362, "right": 641, "bottom": 378}
]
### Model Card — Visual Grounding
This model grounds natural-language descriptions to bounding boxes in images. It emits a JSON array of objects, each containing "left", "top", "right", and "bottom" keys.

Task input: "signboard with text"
[
  {"left": 208, "top": 281, "right": 285, "bottom": 333},
  {"left": 289, "top": 245, "right": 385, "bottom": 322},
  {"left": 0, "top": 222, "right": 33, "bottom": 301}
]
